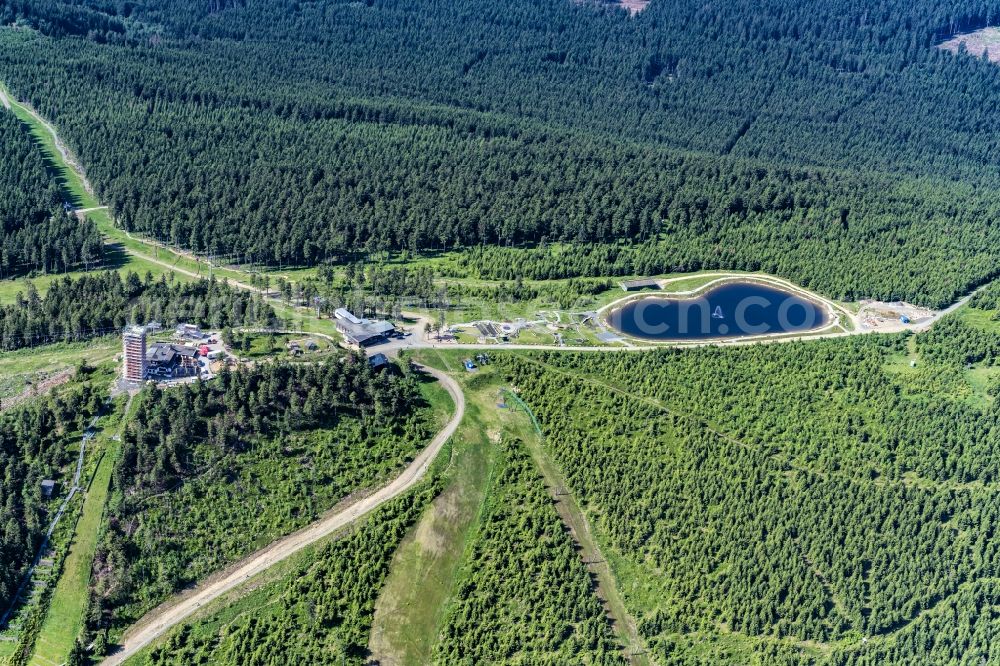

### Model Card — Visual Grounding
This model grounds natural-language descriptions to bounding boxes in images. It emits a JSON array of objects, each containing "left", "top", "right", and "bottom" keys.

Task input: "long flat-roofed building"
[
  {"left": 334, "top": 308, "right": 395, "bottom": 346},
  {"left": 123, "top": 325, "right": 147, "bottom": 384},
  {"left": 334, "top": 308, "right": 362, "bottom": 325}
]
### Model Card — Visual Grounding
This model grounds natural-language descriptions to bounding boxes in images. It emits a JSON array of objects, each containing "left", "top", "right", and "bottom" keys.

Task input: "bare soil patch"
[
  {"left": 857, "top": 300, "right": 934, "bottom": 333},
  {"left": 0, "top": 369, "right": 74, "bottom": 412},
  {"left": 938, "top": 27, "right": 1000, "bottom": 63},
  {"left": 574, "top": 0, "right": 650, "bottom": 16},
  {"left": 616, "top": 0, "right": 649, "bottom": 14}
]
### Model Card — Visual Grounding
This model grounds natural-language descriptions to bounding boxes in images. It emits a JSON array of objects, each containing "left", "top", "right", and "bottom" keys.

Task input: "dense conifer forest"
[
  {"left": 0, "top": 112, "right": 102, "bottom": 278},
  {"left": 5, "top": 0, "right": 1000, "bottom": 302},
  {"left": 11, "top": 0, "right": 1000, "bottom": 662},
  {"left": 433, "top": 438, "right": 625, "bottom": 665},
  {"left": 0, "top": 372, "right": 106, "bottom": 614},
  {"left": 0, "top": 272, "right": 275, "bottom": 350},
  {"left": 88, "top": 360, "right": 434, "bottom": 647},
  {"left": 491, "top": 327, "right": 1000, "bottom": 664}
]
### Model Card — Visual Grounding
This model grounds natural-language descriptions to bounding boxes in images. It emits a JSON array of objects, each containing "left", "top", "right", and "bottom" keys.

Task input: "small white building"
[{"left": 176, "top": 323, "right": 203, "bottom": 341}]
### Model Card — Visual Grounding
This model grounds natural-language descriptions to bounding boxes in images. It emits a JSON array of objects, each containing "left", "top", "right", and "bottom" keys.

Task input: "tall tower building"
[{"left": 123, "top": 325, "right": 147, "bottom": 384}]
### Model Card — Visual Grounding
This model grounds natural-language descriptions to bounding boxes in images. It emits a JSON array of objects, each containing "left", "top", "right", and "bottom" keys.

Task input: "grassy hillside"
[
  {"left": 124, "top": 484, "right": 442, "bottom": 666},
  {"left": 490, "top": 328, "right": 1000, "bottom": 664},
  {"left": 86, "top": 360, "right": 443, "bottom": 652},
  {"left": 86, "top": 316, "right": 1000, "bottom": 666},
  {"left": 431, "top": 437, "right": 625, "bottom": 665}
]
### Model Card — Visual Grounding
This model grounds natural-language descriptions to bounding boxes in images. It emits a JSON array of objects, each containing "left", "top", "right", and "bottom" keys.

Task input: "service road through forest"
[
  {"left": 100, "top": 364, "right": 464, "bottom": 666},
  {"left": 0, "top": 80, "right": 981, "bottom": 353},
  {"left": 1, "top": 76, "right": 991, "bottom": 666}
]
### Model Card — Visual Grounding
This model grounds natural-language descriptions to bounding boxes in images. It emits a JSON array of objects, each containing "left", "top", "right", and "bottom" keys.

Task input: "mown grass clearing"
[
  {"left": 0, "top": 338, "right": 117, "bottom": 373},
  {"left": 368, "top": 351, "right": 499, "bottom": 665},
  {"left": 377, "top": 349, "right": 642, "bottom": 664},
  {"left": 28, "top": 396, "right": 132, "bottom": 666},
  {"left": 958, "top": 302, "right": 1000, "bottom": 333},
  {"left": 938, "top": 27, "right": 1000, "bottom": 63},
  {"left": 234, "top": 332, "right": 337, "bottom": 361}
]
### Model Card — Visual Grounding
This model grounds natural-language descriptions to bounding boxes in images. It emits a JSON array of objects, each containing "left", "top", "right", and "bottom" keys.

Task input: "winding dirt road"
[
  {"left": 101, "top": 364, "right": 464, "bottom": 665},
  {"left": 4, "top": 81, "right": 989, "bottom": 664}
]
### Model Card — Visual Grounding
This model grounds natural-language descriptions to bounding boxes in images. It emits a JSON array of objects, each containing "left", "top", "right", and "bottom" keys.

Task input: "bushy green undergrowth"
[
  {"left": 134, "top": 483, "right": 441, "bottom": 666},
  {"left": 89, "top": 359, "right": 435, "bottom": 644},
  {"left": 492, "top": 333, "right": 1000, "bottom": 664},
  {"left": 0, "top": 367, "right": 106, "bottom": 612},
  {"left": 433, "top": 438, "right": 625, "bottom": 665}
]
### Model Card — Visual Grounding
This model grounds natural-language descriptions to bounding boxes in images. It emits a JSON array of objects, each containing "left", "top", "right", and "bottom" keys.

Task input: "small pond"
[{"left": 607, "top": 281, "right": 829, "bottom": 341}]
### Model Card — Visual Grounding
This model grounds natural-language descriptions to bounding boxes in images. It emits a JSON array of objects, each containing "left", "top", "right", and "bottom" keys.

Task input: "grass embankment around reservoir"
[{"left": 0, "top": 77, "right": 864, "bottom": 349}]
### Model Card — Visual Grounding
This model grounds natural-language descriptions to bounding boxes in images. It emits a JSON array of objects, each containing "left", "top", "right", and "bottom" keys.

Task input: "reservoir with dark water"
[{"left": 607, "top": 281, "right": 829, "bottom": 341}]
